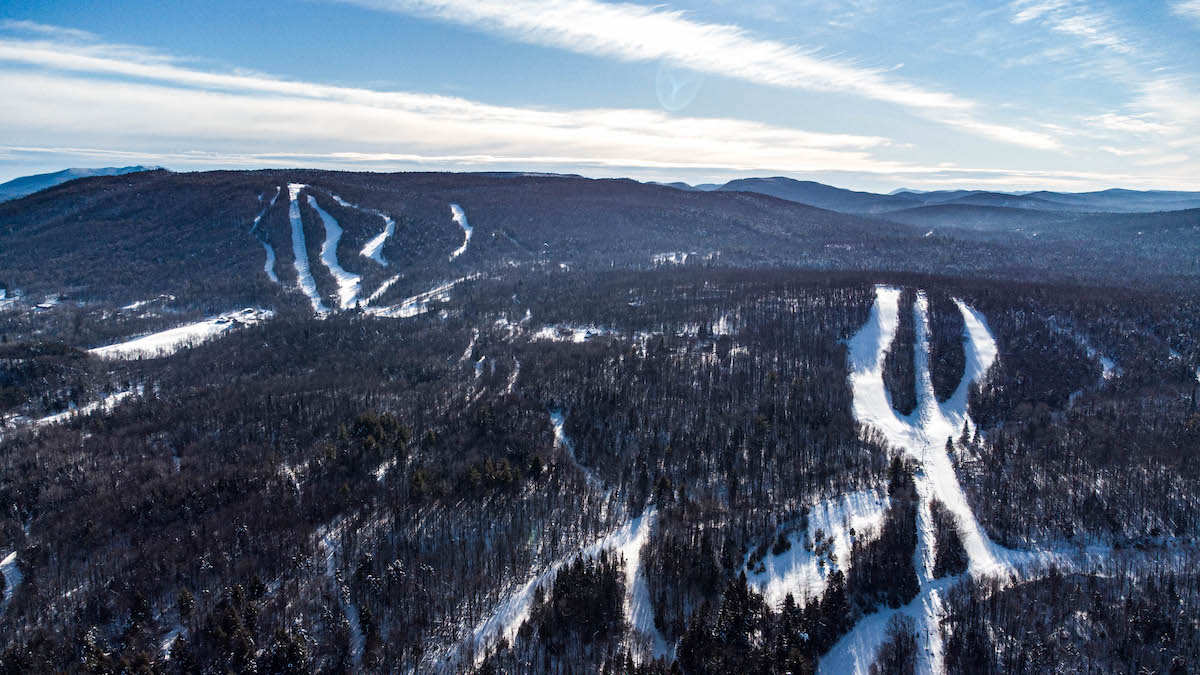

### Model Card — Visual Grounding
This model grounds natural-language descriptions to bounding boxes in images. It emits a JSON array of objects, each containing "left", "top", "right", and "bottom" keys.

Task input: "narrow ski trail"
[
  {"left": 328, "top": 193, "right": 396, "bottom": 266},
  {"left": 307, "top": 195, "right": 362, "bottom": 309},
  {"left": 287, "top": 184, "right": 329, "bottom": 314},
  {"left": 251, "top": 186, "right": 282, "bottom": 283}
]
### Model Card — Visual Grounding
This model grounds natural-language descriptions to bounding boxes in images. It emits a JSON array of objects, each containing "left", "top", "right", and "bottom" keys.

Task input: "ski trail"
[
  {"left": 0, "top": 551, "right": 22, "bottom": 614},
  {"left": 746, "top": 487, "right": 890, "bottom": 607},
  {"left": 307, "top": 195, "right": 362, "bottom": 309},
  {"left": 251, "top": 187, "right": 282, "bottom": 283},
  {"left": 449, "top": 204, "right": 473, "bottom": 260},
  {"left": 287, "top": 184, "right": 329, "bottom": 314},
  {"left": 462, "top": 510, "right": 663, "bottom": 665},
  {"left": 365, "top": 274, "right": 401, "bottom": 306},
  {"left": 824, "top": 285, "right": 1004, "bottom": 675},
  {"left": 328, "top": 193, "right": 396, "bottom": 266},
  {"left": 549, "top": 409, "right": 604, "bottom": 491},
  {"left": 317, "top": 521, "right": 364, "bottom": 666}
]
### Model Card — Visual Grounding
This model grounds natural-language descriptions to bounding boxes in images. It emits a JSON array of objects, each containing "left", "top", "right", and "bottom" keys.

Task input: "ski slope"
[
  {"left": 746, "top": 487, "right": 890, "bottom": 607},
  {"left": 90, "top": 309, "right": 273, "bottom": 359},
  {"left": 287, "top": 184, "right": 330, "bottom": 314},
  {"left": 36, "top": 389, "right": 136, "bottom": 425},
  {"left": 251, "top": 186, "right": 281, "bottom": 283},
  {"left": 328, "top": 193, "right": 396, "bottom": 266},
  {"left": 449, "top": 204, "right": 473, "bottom": 260},
  {"left": 307, "top": 195, "right": 362, "bottom": 309},
  {"left": 823, "top": 286, "right": 1003, "bottom": 675},
  {"left": 464, "top": 509, "right": 668, "bottom": 664},
  {"left": 549, "top": 409, "right": 604, "bottom": 491}
]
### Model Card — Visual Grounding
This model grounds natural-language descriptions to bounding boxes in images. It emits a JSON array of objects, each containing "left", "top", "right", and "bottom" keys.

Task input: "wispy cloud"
[
  {"left": 0, "top": 34, "right": 916, "bottom": 178},
  {"left": 1009, "top": 0, "right": 1135, "bottom": 55},
  {"left": 1172, "top": 0, "right": 1200, "bottom": 25},
  {"left": 336, "top": 0, "right": 1060, "bottom": 149}
]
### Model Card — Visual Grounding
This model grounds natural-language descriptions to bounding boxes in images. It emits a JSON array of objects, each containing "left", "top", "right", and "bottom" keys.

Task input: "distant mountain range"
[
  {"left": 656, "top": 176, "right": 1200, "bottom": 215},
  {"left": 0, "top": 166, "right": 162, "bottom": 202}
]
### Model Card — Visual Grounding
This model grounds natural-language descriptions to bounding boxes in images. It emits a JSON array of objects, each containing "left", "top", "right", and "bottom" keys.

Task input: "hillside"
[{"left": 0, "top": 166, "right": 160, "bottom": 202}]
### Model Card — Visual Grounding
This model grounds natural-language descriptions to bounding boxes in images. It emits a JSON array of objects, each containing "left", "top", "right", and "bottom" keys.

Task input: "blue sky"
[{"left": 0, "top": 0, "right": 1198, "bottom": 190}]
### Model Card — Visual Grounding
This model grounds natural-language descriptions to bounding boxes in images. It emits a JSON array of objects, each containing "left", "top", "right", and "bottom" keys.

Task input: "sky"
[{"left": 0, "top": 0, "right": 1198, "bottom": 191}]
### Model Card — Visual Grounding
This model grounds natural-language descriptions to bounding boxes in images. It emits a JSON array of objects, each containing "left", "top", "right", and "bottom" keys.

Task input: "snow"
[
  {"left": 366, "top": 275, "right": 480, "bottom": 319},
  {"left": 531, "top": 324, "right": 617, "bottom": 343},
  {"left": 652, "top": 252, "right": 690, "bottom": 265},
  {"left": 824, "top": 285, "right": 1005, "bottom": 675},
  {"left": 448, "top": 204, "right": 473, "bottom": 260},
  {"left": 549, "top": 409, "right": 603, "bottom": 491},
  {"left": 36, "top": 389, "right": 136, "bottom": 426},
  {"left": 317, "top": 520, "right": 364, "bottom": 666},
  {"left": 467, "top": 510, "right": 666, "bottom": 662},
  {"left": 287, "top": 184, "right": 330, "bottom": 314},
  {"left": 307, "top": 195, "right": 362, "bottom": 309},
  {"left": 328, "top": 193, "right": 396, "bottom": 266},
  {"left": 0, "top": 551, "right": 22, "bottom": 614},
  {"left": 746, "top": 488, "right": 890, "bottom": 607},
  {"left": 159, "top": 625, "right": 183, "bottom": 660},
  {"left": 90, "top": 308, "right": 273, "bottom": 359}
]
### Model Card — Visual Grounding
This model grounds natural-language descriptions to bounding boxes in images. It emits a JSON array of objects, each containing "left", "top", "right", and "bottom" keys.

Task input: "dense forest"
[{"left": 0, "top": 169, "right": 1197, "bottom": 672}]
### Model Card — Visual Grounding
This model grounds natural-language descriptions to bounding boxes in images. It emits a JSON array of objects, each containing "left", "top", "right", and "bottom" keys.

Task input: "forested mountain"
[
  {"left": 0, "top": 169, "right": 1196, "bottom": 674},
  {"left": 0, "top": 166, "right": 159, "bottom": 203}
]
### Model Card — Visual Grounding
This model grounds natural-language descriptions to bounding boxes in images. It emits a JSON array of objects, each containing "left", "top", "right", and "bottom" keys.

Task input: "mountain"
[
  {"left": 718, "top": 176, "right": 923, "bottom": 214},
  {"left": 0, "top": 166, "right": 161, "bottom": 202},
  {"left": 720, "top": 177, "right": 1200, "bottom": 216}
]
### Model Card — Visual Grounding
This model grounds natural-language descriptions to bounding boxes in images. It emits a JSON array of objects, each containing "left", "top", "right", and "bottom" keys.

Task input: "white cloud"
[
  {"left": 1009, "top": 0, "right": 1135, "bottom": 55},
  {"left": 1172, "top": 0, "right": 1200, "bottom": 25},
  {"left": 337, "top": 0, "right": 1060, "bottom": 149},
  {"left": 1084, "top": 112, "right": 1170, "bottom": 135}
]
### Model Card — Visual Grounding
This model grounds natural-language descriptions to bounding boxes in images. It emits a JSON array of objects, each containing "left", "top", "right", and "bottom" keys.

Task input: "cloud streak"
[{"left": 337, "top": 0, "right": 1060, "bottom": 149}]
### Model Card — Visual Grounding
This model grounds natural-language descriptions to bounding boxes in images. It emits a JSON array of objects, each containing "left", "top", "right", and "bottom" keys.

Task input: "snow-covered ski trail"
[
  {"left": 306, "top": 195, "right": 362, "bottom": 309},
  {"left": 251, "top": 186, "right": 281, "bottom": 283},
  {"left": 824, "top": 285, "right": 1005, "bottom": 675},
  {"left": 317, "top": 520, "right": 364, "bottom": 666},
  {"left": 327, "top": 193, "right": 396, "bottom": 266},
  {"left": 458, "top": 509, "right": 667, "bottom": 666},
  {"left": 449, "top": 203, "right": 473, "bottom": 260},
  {"left": 0, "top": 551, "right": 22, "bottom": 615},
  {"left": 287, "top": 184, "right": 329, "bottom": 314},
  {"left": 549, "top": 409, "right": 604, "bottom": 492}
]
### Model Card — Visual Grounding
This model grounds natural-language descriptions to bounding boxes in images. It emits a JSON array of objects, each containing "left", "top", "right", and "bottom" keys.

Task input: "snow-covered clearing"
[
  {"left": 287, "top": 184, "right": 330, "bottom": 314},
  {"left": 159, "top": 625, "right": 183, "bottom": 660},
  {"left": 746, "top": 487, "right": 890, "bottom": 607},
  {"left": 0, "top": 551, "right": 22, "bottom": 614},
  {"left": 465, "top": 509, "right": 668, "bottom": 663},
  {"left": 449, "top": 204, "right": 473, "bottom": 260},
  {"left": 36, "top": 388, "right": 136, "bottom": 426},
  {"left": 328, "top": 193, "right": 396, "bottom": 266},
  {"left": 652, "top": 252, "right": 690, "bottom": 265},
  {"left": 307, "top": 195, "right": 362, "bottom": 309},
  {"left": 90, "top": 308, "right": 273, "bottom": 359},
  {"left": 531, "top": 324, "right": 619, "bottom": 343}
]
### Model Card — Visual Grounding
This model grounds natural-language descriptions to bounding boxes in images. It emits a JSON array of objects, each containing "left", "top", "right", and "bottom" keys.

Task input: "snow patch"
[
  {"left": 549, "top": 409, "right": 603, "bottom": 491},
  {"left": 91, "top": 309, "right": 272, "bottom": 359}
]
